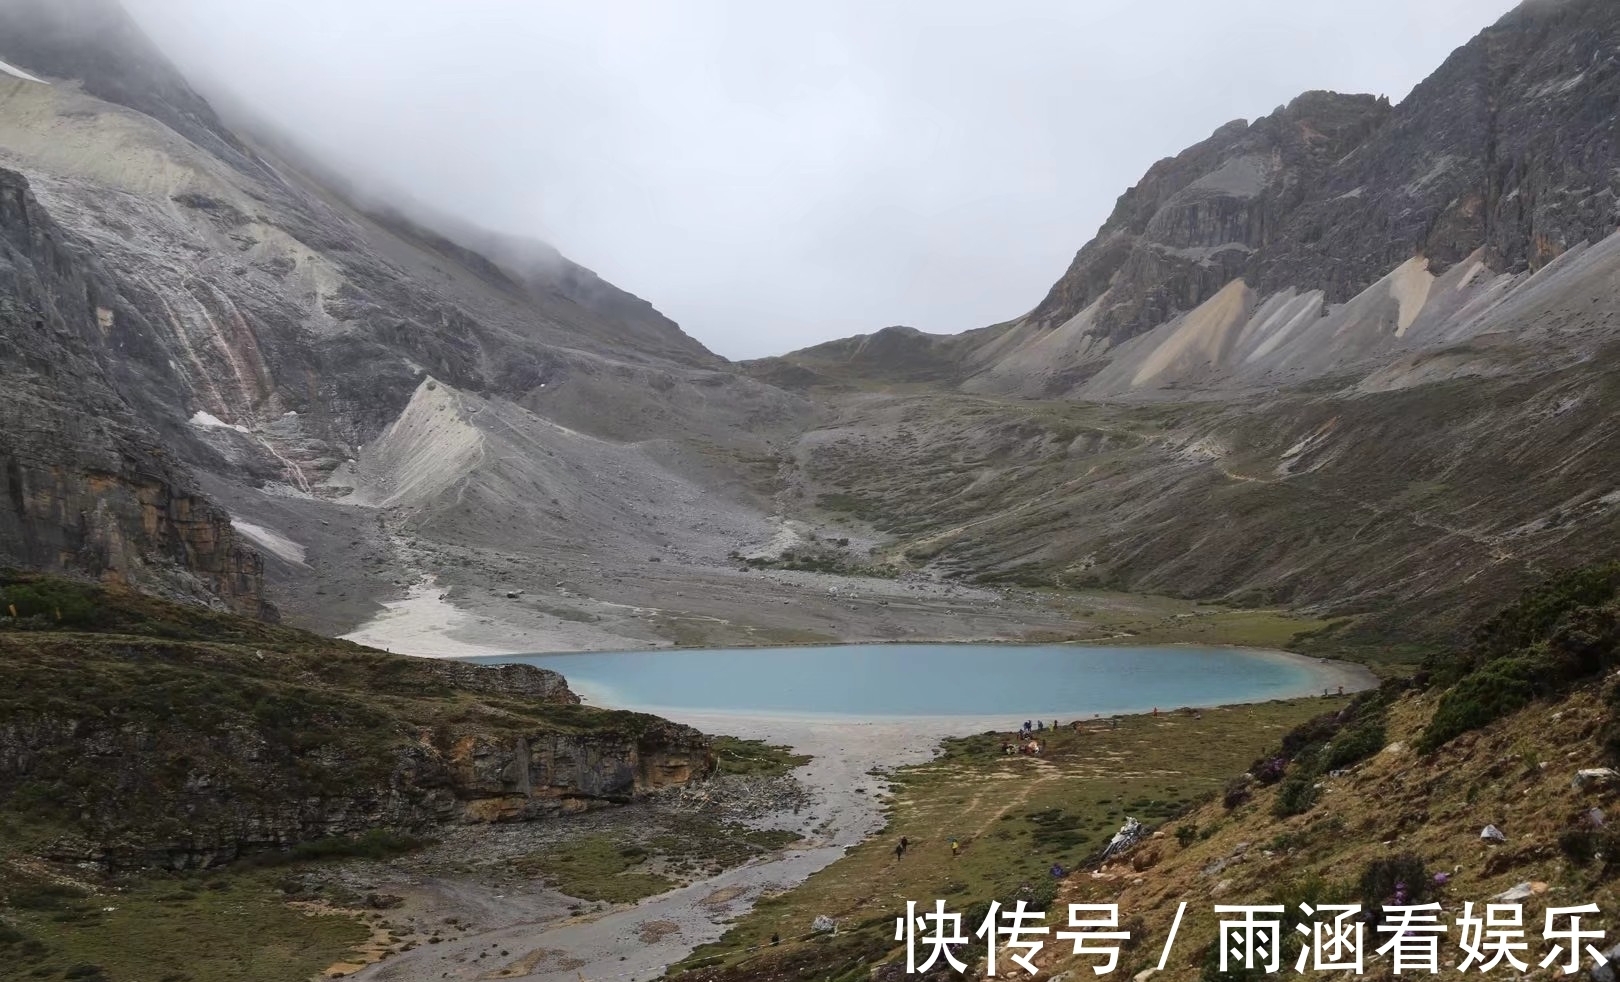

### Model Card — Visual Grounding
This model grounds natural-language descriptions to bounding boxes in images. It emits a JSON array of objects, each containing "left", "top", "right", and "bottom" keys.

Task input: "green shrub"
[
  {"left": 1560, "top": 828, "right": 1600, "bottom": 865},
  {"left": 1357, "top": 854, "right": 1429, "bottom": 920},
  {"left": 1272, "top": 774, "right": 1319, "bottom": 817},
  {"left": 1417, "top": 655, "right": 1544, "bottom": 753},
  {"left": 1222, "top": 777, "right": 1251, "bottom": 810},
  {"left": 1470, "top": 563, "right": 1620, "bottom": 664},
  {"left": 0, "top": 579, "right": 105, "bottom": 628},
  {"left": 1323, "top": 721, "right": 1386, "bottom": 770}
]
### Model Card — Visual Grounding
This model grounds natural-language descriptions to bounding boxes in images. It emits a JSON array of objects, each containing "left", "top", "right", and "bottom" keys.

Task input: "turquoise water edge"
[{"left": 470, "top": 643, "right": 1340, "bottom": 719}]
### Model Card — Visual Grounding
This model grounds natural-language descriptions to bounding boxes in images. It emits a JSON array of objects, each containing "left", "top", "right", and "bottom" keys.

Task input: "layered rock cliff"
[
  {"left": 0, "top": 576, "right": 715, "bottom": 871},
  {"left": 1024, "top": 91, "right": 1393, "bottom": 344},
  {"left": 0, "top": 167, "right": 269, "bottom": 616}
]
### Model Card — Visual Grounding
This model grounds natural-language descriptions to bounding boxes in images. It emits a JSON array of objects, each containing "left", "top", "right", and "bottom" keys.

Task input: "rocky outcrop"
[
  {"left": 1024, "top": 0, "right": 1620, "bottom": 348},
  {"left": 0, "top": 619, "right": 715, "bottom": 871},
  {"left": 422, "top": 659, "right": 583, "bottom": 704},
  {"left": 449, "top": 720, "right": 715, "bottom": 823},
  {"left": 1025, "top": 91, "right": 1391, "bottom": 342},
  {"left": 0, "top": 167, "right": 270, "bottom": 616},
  {"left": 9, "top": 714, "right": 712, "bottom": 870}
]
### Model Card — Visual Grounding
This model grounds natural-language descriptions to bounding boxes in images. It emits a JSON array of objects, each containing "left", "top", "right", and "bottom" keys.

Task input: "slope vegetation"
[
  {"left": 0, "top": 573, "right": 713, "bottom": 871},
  {"left": 672, "top": 564, "right": 1620, "bottom": 982}
]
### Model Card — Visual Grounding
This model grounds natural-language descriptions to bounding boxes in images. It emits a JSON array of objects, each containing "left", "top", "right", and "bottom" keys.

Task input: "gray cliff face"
[
  {"left": 0, "top": 0, "right": 804, "bottom": 622},
  {"left": 1025, "top": 92, "right": 1391, "bottom": 342},
  {"left": 1254, "top": 0, "right": 1620, "bottom": 297},
  {"left": 0, "top": 168, "right": 269, "bottom": 615},
  {"left": 1022, "top": 0, "right": 1620, "bottom": 346}
]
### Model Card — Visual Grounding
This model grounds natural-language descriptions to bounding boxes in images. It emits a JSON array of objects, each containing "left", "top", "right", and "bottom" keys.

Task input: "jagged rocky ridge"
[{"left": 774, "top": 0, "right": 1620, "bottom": 397}]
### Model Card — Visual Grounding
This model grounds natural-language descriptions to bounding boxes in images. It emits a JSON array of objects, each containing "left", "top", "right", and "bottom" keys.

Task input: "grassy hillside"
[
  {"left": 671, "top": 564, "right": 1620, "bottom": 981},
  {"left": 783, "top": 375, "right": 1620, "bottom": 657}
]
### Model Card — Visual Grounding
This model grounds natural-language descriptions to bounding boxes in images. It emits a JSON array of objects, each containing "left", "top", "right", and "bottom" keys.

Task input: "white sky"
[{"left": 124, "top": 0, "right": 1521, "bottom": 359}]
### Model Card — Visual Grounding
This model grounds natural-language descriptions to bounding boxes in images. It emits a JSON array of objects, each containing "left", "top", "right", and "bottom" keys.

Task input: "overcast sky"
[{"left": 124, "top": 0, "right": 1518, "bottom": 360}]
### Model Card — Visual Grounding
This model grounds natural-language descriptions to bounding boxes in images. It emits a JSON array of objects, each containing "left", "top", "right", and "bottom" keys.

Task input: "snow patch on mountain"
[
  {"left": 230, "top": 518, "right": 307, "bottom": 566},
  {"left": 0, "top": 58, "right": 45, "bottom": 84}
]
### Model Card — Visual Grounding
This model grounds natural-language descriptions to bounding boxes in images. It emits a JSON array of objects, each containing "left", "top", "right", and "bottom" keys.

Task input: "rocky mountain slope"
[
  {"left": 755, "top": 0, "right": 1620, "bottom": 645},
  {"left": 0, "top": 573, "right": 712, "bottom": 871},
  {"left": 0, "top": 0, "right": 816, "bottom": 638},
  {"left": 2, "top": 0, "right": 1619, "bottom": 656},
  {"left": 0, "top": 166, "right": 269, "bottom": 617},
  {"left": 1018, "top": 563, "right": 1620, "bottom": 980}
]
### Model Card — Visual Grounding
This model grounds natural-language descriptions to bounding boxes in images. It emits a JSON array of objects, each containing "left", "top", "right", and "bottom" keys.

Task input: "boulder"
[
  {"left": 1589, "top": 942, "right": 1620, "bottom": 982},
  {"left": 1573, "top": 768, "right": 1620, "bottom": 791}
]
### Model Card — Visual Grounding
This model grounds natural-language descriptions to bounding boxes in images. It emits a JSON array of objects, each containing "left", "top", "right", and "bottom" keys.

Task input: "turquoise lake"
[{"left": 470, "top": 643, "right": 1333, "bottom": 718}]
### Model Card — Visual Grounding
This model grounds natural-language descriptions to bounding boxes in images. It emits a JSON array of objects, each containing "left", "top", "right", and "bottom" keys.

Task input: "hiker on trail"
[
  {"left": 895, "top": 842, "right": 905, "bottom": 861},
  {"left": 1337, "top": 685, "right": 1344, "bottom": 695},
  {"left": 900, "top": 836, "right": 909, "bottom": 852},
  {"left": 1052, "top": 719, "right": 1058, "bottom": 731},
  {"left": 1050, "top": 862, "right": 1067, "bottom": 879},
  {"left": 1152, "top": 707, "right": 1159, "bottom": 717},
  {"left": 950, "top": 837, "right": 960, "bottom": 858},
  {"left": 771, "top": 932, "right": 780, "bottom": 946}
]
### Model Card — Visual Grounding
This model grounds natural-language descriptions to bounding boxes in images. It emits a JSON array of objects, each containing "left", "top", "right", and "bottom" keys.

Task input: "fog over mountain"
[{"left": 121, "top": 0, "right": 1516, "bottom": 357}]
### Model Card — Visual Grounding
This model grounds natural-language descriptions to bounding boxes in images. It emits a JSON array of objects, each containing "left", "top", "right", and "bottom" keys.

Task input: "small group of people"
[{"left": 1017, "top": 719, "right": 1061, "bottom": 737}]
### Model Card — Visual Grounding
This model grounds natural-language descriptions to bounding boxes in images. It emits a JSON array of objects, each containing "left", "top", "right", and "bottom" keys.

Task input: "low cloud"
[{"left": 123, "top": 0, "right": 1519, "bottom": 358}]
